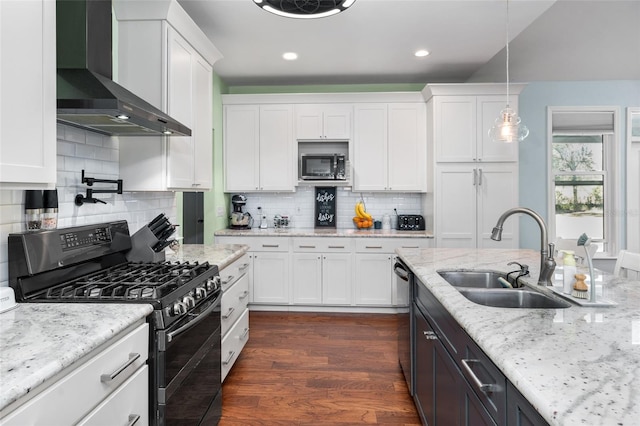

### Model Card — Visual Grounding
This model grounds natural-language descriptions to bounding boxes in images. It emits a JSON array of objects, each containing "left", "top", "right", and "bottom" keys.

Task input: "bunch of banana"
[{"left": 353, "top": 201, "right": 373, "bottom": 228}]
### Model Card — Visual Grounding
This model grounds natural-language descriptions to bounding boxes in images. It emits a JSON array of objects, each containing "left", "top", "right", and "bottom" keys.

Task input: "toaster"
[{"left": 396, "top": 214, "right": 425, "bottom": 231}]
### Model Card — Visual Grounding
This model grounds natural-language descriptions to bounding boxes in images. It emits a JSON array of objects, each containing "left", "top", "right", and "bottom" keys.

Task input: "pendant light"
[
  {"left": 489, "top": 0, "right": 529, "bottom": 143},
  {"left": 253, "top": 0, "right": 356, "bottom": 19}
]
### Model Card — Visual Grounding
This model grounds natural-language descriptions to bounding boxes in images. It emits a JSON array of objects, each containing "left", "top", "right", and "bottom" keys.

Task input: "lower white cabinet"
[
  {"left": 1, "top": 322, "right": 149, "bottom": 426},
  {"left": 220, "top": 253, "right": 251, "bottom": 381},
  {"left": 216, "top": 234, "right": 433, "bottom": 310}
]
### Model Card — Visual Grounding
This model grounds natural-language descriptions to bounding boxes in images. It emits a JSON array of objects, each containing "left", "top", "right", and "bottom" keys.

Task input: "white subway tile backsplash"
[{"left": 0, "top": 124, "right": 176, "bottom": 287}]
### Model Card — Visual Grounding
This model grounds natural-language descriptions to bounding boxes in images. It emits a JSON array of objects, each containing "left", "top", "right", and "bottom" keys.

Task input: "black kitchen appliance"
[
  {"left": 8, "top": 221, "right": 222, "bottom": 426},
  {"left": 394, "top": 259, "right": 414, "bottom": 395},
  {"left": 300, "top": 153, "right": 346, "bottom": 180},
  {"left": 230, "top": 194, "right": 253, "bottom": 229},
  {"left": 397, "top": 214, "right": 426, "bottom": 231}
]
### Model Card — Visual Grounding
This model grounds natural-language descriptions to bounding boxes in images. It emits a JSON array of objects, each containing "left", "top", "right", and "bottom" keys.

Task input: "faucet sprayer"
[{"left": 491, "top": 207, "right": 556, "bottom": 286}]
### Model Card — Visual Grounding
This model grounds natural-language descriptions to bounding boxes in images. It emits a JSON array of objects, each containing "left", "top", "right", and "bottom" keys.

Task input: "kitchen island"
[{"left": 397, "top": 247, "right": 639, "bottom": 426}]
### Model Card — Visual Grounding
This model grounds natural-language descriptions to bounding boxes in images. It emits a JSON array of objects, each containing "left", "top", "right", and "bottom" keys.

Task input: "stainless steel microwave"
[{"left": 300, "top": 154, "right": 346, "bottom": 180}]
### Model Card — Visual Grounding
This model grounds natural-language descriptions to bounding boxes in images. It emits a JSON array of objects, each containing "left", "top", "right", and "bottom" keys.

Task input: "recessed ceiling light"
[
  {"left": 283, "top": 52, "right": 298, "bottom": 61},
  {"left": 415, "top": 50, "right": 430, "bottom": 58}
]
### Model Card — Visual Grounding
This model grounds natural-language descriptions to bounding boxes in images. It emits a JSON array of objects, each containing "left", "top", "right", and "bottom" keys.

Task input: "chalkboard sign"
[{"left": 314, "top": 186, "right": 337, "bottom": 228}]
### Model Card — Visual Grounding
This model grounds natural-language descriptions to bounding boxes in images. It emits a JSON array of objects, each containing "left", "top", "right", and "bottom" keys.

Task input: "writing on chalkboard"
[{"left": 315, "top": 187, "right": 337, "bottom": 228}]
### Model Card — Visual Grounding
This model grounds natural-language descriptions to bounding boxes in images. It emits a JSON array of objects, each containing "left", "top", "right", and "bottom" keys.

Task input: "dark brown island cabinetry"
[{"left": 413, "top": 279, "right": 548, "bottom": 426}]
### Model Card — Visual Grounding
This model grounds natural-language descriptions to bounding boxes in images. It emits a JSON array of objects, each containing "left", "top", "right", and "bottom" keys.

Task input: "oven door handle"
[{"left": 166, "top": 297, "right": 220, "bottom": 343}]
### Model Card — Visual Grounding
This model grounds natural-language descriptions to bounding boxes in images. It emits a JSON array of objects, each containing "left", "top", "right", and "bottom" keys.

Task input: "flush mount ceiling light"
[
  {"left": 489, "top": 0, "right": 529, "bottom": 143},
  {"left": 253, "top": 0, "right": 356, "bottom": 19}
]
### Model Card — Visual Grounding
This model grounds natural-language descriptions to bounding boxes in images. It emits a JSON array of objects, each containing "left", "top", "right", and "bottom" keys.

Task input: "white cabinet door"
[
  {"left": 435, "top": 164, "right": 477, "bottom": 248},
  {"left": 387, "top": 103, "right": 427, "bottom": 191},
  {"left": 192, "top": 56, "right": 213, "bottom": 188},
  {"left": 354, "top": 254, "right": 393, "bottom": 305},
  {"left": 252, "top": 252, "right": 289, "bottom": 304},
  {"left": 0, "top": 0, "right": 56, "bottom": 188},
  {"left": 259, "top": 104, "right": 295, "bottom": 191},
  {"left": 435, "top": 163, "right": 518, "bottom": 249},
  {"left": 434, "top": 96, "right": 476, "bottom": 162},
  {"left": 224, "top": 105, "right": 260, "bottom": 191},
  {"left": 292, "top": 253, "right": 322, "bottom": 304},
  {"left": 353, "top": 104, "right": 388, "bottom": 191},
  {"left": 322, "top": 253, "right": 353, "bottom": 305},
  {"left": 295, "top": 104, "right": 351, "bottom": 139},
  {"left": 476, "top": 164, "right": 519, "bottom": 248}
]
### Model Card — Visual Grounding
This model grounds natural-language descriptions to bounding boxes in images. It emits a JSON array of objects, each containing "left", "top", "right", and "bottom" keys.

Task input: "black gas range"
[{"left": 8, "top": 221, "right": 222, "bottom": 425}]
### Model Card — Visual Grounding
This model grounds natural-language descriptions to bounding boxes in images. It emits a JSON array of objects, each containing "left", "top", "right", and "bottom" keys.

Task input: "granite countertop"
[
  {"left": 0, "top": 303, "right": 153, "bottom": 412},
  {"left": 214, "top": 227, "right": 434, "bottom": 238},
  {"left": 165, "top": 243, "right": 249, "bottom": 269},
  {"left": 397, "top": 247, "right": 640, "bottom": 426}
]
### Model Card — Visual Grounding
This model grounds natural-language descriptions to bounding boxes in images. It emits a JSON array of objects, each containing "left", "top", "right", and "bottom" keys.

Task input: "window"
[{"left": 548, "top": 107, "right": 620, "bottom": 256}]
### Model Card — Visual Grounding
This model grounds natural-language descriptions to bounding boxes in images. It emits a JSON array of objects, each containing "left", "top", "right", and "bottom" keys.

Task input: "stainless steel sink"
[
  {"left": 437, "top": 270, "right": 511, "bottom": 289},
  {"left": 457, "top": 288, "right": 571, "bottom": 309}
]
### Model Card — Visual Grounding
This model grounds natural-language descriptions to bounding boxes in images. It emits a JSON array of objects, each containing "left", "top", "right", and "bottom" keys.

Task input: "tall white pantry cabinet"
[
  {"left": 423, "top": 84, "right": 524, "bottom": 249},
  {"left": 0, "top": 0, "right": 56, "bottom": 189},
  {"left": 113, "top": 0, "right": 222, "bottom": 191}
]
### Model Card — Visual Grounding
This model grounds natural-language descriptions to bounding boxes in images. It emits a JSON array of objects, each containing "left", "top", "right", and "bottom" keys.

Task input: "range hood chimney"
[{"left": 56, "top": 0, "right": 191, "bottom": 137}]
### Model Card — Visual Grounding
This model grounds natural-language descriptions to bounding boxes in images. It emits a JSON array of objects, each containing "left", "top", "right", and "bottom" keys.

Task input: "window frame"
[{"left": 547, "top": 106, "right": 621, "bottom": 257}]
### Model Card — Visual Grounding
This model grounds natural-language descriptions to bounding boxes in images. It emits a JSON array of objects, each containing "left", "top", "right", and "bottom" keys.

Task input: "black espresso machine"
[{"left": 8, "top": 221, "right": 222, "bottom": 425}]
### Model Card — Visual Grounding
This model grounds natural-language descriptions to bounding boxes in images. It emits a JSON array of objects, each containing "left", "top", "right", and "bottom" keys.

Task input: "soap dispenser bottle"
[{"left": 562, "top": 250, "right": 577, "bottom": 294}]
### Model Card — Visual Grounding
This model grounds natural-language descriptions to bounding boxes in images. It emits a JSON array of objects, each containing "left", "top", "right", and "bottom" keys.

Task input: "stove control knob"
[
  {"left": 206, "top": 276, "right": 220, "bottom": 292},
  {"left": 195, "top": 287, "right": 207, "bottom": 299},
  {"left": 172, "top": 302, "right": 187, "bottom": 316},
  {"left": 182, "top": 296, "right": 195, "bottom": 308}
]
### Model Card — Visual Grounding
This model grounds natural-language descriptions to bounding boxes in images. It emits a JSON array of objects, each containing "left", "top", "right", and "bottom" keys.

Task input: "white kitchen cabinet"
[
  {"left": 114, "top": 2, "right": 220, "bottom": 191},
  {"left": 295, "top": 104, "right": 352, "bottom": 140},
  {"left": 433, "top": 95, "right": 519, "bottom": 163},
  {"left": 224, "top": 104, "right": 295, "bottom": 192},
  {"left": 291, "top": 238, "right": 353, "bottom": 305},
  {"left": 1, "top": 322, "right": 149, "bottom": 426},
  {"left": 220, "top": 253, "right": 250, "bottom": 381},
  {"left": 354, "top": 253, "right": 394, "bottom": 305},
  {"left": 435, "top": 163, "right": 518, "bottom": 248},
  {"left": 252, "top": 252, "right": 289, "bottom": 304},
  {"left": 0, "top": 0, "right": 56, "bottom": 189},
  {"left": 353, "top": 103, "right": 427, "bottom": 192}
]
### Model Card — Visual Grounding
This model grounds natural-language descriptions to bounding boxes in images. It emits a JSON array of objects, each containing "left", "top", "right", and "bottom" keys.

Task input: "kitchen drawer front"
[
  {"left": 220, "top": 253, "right": 250, "bottom": 292},
  {"left": 355, "top": 237, "right": 431, "bottom": 253},
  {"left": 252, "top": 237, "right": 291, "bottom": 252},
  {"left": 221, "top": 308, "right": 250, "bottom": 381},
  {"left": 221, "top": 272, "right": 250, "bottom": 336},
  {"left": 1, "top": 322, "right": 149, "bottom": 426},
  {"left": 415, "top": 281, "right": 461, "bottom": 357},
  {"left": 292, "top": 237, "right": 353, "bottom": 252},
  {"left": 76, "top": 365, "right": 149, "bottom": 426}
]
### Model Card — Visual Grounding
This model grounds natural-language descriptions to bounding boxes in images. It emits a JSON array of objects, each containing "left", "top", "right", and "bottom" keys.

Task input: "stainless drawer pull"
[
  {"left": 299, "top": 245, "right": 316, "bottom": 249},
  {"left": 223, "top": 351, "right": 236, "bottom": 365},
  {"left": 365, "top": 246, "right": 383, "bottom": 249},
  {"left": 239, "top": 263, "right": 250, "bottom": 271},
  {"left": 240, "top": 327, "right": 250, "bottom": 339},
  {"left": 222, "top": 307, "right": 235, "bottom": 319},
  {"left": 262, "top": 244, "right": 279, "bottom": 248},
  {"left": 402, "top": 246, "right": 419, "bottom": 249},
  {"left": 461, "top": 359, "right": 495, "bottom": 394},
  {"left": 127, "top": 414, "right": 141, "bottom": 426},
  {"left": 100, "top": 353, "right": 141, "bottom": 383},
  {"left": 423, "top": 330, "right": 438, "bottom": 340},
  {"left": 239, "top": 290, "right": 249, "bottom": 300},
  {"left": 222, "top": 275, "right": 235, "bottom": 285},
  {"left": 328, "top": 245, "right": 345, "bottom": 249}
]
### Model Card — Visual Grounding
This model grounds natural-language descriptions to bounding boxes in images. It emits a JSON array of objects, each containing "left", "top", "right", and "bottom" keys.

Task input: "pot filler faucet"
[{"left": 491, "top": 207, "right": 556, "bottom": 286}]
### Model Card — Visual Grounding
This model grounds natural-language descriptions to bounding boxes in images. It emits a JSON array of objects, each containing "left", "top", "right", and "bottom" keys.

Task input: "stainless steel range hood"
[{"left": 56, "top": 0, "right": 191, "bottom": 137}]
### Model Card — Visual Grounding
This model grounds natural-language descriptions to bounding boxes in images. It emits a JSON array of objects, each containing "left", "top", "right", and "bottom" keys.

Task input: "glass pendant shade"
[
  {"left": 254, "top": 0, "right": 356, "bottom": 19},
  {"left": 489, "top": 107, "right": 530, "bottom": 143}
]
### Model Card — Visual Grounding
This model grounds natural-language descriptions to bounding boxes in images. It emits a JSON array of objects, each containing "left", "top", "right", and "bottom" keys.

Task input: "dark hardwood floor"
[{"left": 220, "top": 311, "right": 421, "bottom": 425}]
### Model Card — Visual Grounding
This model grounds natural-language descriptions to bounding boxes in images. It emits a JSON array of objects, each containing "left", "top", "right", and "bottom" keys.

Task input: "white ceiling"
[{"left": 177, "top": 0, "right": 640, "bottom": 87}]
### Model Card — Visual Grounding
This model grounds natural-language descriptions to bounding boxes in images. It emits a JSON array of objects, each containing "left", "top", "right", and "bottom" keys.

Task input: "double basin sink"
[{"left": 438, "top": 270, "right": 571, "bottom": 309}]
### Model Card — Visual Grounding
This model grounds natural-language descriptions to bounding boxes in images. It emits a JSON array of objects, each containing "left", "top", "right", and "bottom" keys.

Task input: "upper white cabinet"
[
  {"left": 113, "top": 0, "right": 221, "bottom": 191},
  {"left": 0, "top": 0, "right": 56, "bottom": 189},
  {"left": 427, "top": 85, "right": 522, "bottom": 163},
  {"left": 223, "top": 104, "right": 295, "bottom": 192},
  {"left": 353, "top": 103, "right": 427, "bottom": 192},
  {"left": 295, "top": 104, "right": 352, "bottom": 140}
]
